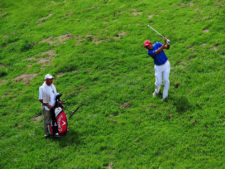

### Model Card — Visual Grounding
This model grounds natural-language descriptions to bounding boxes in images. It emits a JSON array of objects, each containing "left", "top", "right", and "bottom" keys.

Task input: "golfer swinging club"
[{"left": 144, "top": 38, "right": 170, "bottom": 101}]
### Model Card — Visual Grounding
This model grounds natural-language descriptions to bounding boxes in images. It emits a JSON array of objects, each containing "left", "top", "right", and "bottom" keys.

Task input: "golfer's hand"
[
  {"left": 164, "top": 37, "right": 167, "bottom": 44},
  {"left": 167, "top": 39, "right": 170, "bottom": 45}
]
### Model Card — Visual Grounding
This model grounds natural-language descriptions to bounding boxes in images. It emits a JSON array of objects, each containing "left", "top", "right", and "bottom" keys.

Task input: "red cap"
[{"left": 144, "top": 40, "right": 151, "bottom": 47}]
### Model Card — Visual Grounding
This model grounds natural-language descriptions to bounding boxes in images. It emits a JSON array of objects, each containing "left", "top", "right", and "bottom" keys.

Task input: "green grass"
[{"left": 0, "top": 0, "right": 225, "bottom": 168}]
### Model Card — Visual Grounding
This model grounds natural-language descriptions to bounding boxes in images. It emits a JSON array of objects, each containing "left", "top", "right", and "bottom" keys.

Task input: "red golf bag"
[{"left": 48, "top": 94, "right": 68, "bottom": 136}]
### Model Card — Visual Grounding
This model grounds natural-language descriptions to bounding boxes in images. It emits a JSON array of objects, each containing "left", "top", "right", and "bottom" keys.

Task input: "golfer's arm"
[{"left": 155, "top": 44, "right": 166, "bottom": 54}]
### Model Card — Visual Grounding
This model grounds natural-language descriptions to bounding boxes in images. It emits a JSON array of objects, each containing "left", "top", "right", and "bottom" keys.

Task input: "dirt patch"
[
  {"left": 178, "top": 3, "right": 186, "bottom": 7},
  {"left": 203, "top": 29, "right": 209, "bottom": 33},
  {"left": 57, "top": 72, "right": 65, "bottom": 78},
  {"left": 109, "top": 115, "right": 118, "bottom": 123},
  {"left": 133, "top": 11, "right": 142, "bottom": 16},
  {"left": 40, "top": 36, "right": 55, "bottom": 45},
  {"left": 103, "top": 21, "right": 108, "bottom": 24},
  {"left": 201, "top": 43, "right": 206, "bottom": 47},
  {"left": 27, "top": 64, "right": 32, "bottom": 69},
  {"left": 190, "top": 47, "right": 195, "bottom": 52},
  {"left": 115, "top": 32, "right": 127, "bottom": 39},
  {"left": 108, "top": 162, "right": 113, "bottom": 169},
  {"left": 168, "top": 114, "right": 174, "bottom": 119},
  {"left": 119, "top": 32, "right": 127, "bottom": 36},
  {"left": 120, "top": 102, "right": 130, "bottom": 109},
  {"left": 63, "top": 11, "right": 73, "bottom": 18},
  {"left": 216, "top": 0, "right": 224, "bottom": 8},
  {"left": 86, "top": 35, "right": 93, "bottom": 40},
  {"left": 76, "top": 35, "right": 85, "bottom": 45},
  {"left": 85, "top": 35, "right": 104, "bottom": 44},
  {"left": 32, "top": 115, "right": 42, "bottom": 122},
  {"left": 189, "top": 2, "right": 194, "bottom": 7},
  {"left": 37, "top": 57, "right": 54, "bottom": 65},
  {"left": 38, "top": 13, "right": 53, "bottom": 23},
  {"left": 195, "top": 8, "right": 200, "bottom": 12},
  {"left": 40, "top": 34, "right": 75, "bottom": 46},
  {"left": 25, "top": 57, "right": 36, "bottom": 61},
  {"left": 57, "top": 34, "right": 75, "bottom": 45},
  {"left": 211, "top": 46, "right": 217, "bottom": 51},
  {"left": 148, "top": 15, "right": 154, "bottom": 19},
  {"left": 93, "top": 39, "right": 104, "bottom": 44},
  {"left": 14, "top": 73, "right": 37, "bottom": 84},
  {"left": 40, "top": 49, "right": 56, "bottom": 56},
  {"left": 0, "top": 63, "right": 5, "bottom": 68}
]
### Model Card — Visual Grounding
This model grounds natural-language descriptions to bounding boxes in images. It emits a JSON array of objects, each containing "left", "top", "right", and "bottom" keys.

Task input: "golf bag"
[{"left": 48, "top": 94, "right": 68, "bottom": 136}]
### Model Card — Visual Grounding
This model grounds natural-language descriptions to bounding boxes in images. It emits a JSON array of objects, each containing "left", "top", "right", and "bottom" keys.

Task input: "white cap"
[{"left": 44, "top": 74, "right": 54, "bottom": 80}]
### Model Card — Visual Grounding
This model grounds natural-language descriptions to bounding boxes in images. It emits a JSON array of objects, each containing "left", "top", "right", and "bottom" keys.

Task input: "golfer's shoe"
[
  {"left": 152, "top": 91, "right": 158, "bottom": 97},
  {"left": 162, "top": 97, "right": 168, "bottom": 102}
]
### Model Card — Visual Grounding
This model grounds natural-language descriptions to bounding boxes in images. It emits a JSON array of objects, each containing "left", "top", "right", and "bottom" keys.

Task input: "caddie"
[
  {"left": 144, "top": 38, "right": 171, "bottom": 101},
  {"left": 39, "top": 74, "right": 59, "bottom": 138}
]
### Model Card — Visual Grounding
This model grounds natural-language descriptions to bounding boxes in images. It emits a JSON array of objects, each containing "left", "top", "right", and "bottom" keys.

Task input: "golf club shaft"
[
  {"left": 147, "top": 25, "right": 165, "bottom": 38},
  {"left": 69, "top": 106, "right": 80, "bottom": 120}
]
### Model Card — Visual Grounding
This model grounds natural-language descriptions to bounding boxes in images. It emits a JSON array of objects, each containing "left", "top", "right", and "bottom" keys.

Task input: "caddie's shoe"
[
  {"left": 44, "top": 134, "right": 50, "bottom": 138},
  {"left": 54, "top": 133, "right": 61, "bottom": 138}
]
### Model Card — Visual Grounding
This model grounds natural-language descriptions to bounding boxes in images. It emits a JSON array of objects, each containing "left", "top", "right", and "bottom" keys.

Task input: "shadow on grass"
[
  {"left": 53, "top": 129, "right": 81, "bottom": 147},
  {"left": 170, "top": 96, "right": 192, "bottom": 113}
]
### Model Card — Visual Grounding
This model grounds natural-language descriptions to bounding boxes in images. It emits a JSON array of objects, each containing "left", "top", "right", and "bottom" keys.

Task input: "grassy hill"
[{"left": 0, "top": 0, "right": 224, "bottom": 168}]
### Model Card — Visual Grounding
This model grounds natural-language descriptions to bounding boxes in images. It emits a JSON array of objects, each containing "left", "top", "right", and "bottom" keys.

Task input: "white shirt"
[{"left": 39, "top": 82, "right": 57, "bottom": 111}]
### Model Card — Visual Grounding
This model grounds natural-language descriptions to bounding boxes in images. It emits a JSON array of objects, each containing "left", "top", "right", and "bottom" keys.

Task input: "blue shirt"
[{"left": 148, "top": 42, "right": 168, "bottom": 65}]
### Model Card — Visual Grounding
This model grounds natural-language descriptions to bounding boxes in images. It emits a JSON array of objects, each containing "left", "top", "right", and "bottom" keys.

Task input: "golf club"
[
  {"left": 147, "top": 25, "right": 165, "bottom": 38},
  {"left": 68, "top": 106, "right": 80, "bottom": 119}
]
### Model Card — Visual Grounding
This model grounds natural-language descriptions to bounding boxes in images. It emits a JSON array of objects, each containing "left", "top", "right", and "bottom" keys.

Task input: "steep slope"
[{"left": 0, "top": 0, "right": 224, "bottom": 168}]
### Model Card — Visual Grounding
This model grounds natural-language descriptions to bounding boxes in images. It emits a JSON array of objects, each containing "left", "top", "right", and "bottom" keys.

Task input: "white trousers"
[{"left": 154, "top": 60, "right": 170, "bottom": 99}]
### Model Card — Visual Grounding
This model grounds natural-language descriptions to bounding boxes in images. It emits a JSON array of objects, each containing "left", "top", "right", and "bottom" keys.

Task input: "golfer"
[
  {"left": 144, "top": 38, "right": 170, "bottom": 101},
  {"left": 39, "top": 74, "right": 59, "bottom": 138}
]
